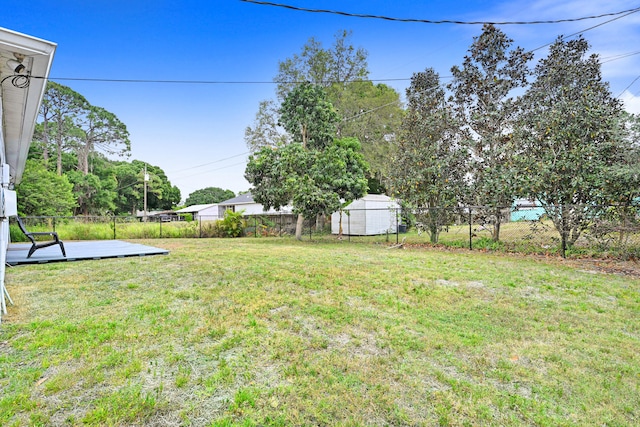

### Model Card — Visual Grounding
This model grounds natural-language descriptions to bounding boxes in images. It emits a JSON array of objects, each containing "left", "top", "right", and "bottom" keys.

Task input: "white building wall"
[{"left": 331, "top": 195, "right": 400, "bottom": 236}]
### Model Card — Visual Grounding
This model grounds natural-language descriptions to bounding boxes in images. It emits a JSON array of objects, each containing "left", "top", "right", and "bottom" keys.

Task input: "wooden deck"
[{"left": 6, "top": 240, "right": 169, "bottom": 266}]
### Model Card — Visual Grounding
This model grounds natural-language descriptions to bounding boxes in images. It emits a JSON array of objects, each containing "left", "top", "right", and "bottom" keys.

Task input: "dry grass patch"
[{"left": 1, "top": 238, "right": 639, "bottom": 426}]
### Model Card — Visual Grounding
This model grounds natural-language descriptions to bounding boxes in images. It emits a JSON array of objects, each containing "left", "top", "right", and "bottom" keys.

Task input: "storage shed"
[{"left": 331, "top": 194, "right": 400, "bottom": 236}]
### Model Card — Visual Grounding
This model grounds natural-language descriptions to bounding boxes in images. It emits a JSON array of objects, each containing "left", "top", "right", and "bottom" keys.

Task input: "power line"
[
  {"left": 601, "top": 50, "right": 640, "bottom": 64},
  {"left": 38, "top": 76, "right": 412, "bottom": 85},
  {"left": 171, "top": 161, "right": 249, "bottom": 180},
  {"left": 618, "top": 75, "right": 640, "bottom": 98},
  {"left": 167, "top": 152, "right": 250, "bottom": 174},
  {"left": 240, "top": 1, "right": 640, "bottom": 26},
  {"left": 529, "top": 7, "right": 640, "bottom": 52}
]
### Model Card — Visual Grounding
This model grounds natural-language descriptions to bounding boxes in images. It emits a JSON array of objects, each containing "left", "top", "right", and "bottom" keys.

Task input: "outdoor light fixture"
[{"left": 6, "top": 58, "right": 26, "bottom": 74}]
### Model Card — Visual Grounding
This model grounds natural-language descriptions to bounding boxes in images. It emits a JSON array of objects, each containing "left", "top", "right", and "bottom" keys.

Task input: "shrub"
[{"left": 217, "top": 210, "right": 245, "bottom": 238}]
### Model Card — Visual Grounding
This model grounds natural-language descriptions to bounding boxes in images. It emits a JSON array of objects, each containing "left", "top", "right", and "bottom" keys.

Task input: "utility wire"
[
  {"left": 37, "top": 76, "right": 413, "bottom": 85},
  {"left": 601, "top": 50, "right": 640, "bottom": 64},
  {"left": 529, "top": 7, "right": 640, "bottom": 52},
  {"left": 618, "top": 75, "right": 640, "bottom": 98},
  {"left": 167, "top": 152, "right": 250, "bottom": 174},
  {"left": 240, "top": 1, "right": 640, "bottom": 26}
]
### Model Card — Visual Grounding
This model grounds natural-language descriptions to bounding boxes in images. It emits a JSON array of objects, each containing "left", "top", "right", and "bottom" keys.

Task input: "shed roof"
[{"left": 175, "top": 203, "right": 218, "bottom": 213}]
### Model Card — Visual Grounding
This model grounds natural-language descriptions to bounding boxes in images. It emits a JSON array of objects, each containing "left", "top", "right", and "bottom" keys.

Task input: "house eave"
[{"left": 0, "top": 27, "right": 56, "bottom": 184}]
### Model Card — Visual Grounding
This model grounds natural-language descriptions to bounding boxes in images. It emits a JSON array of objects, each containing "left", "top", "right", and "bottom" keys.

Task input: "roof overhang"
[{"left": 0, "top": 27, "right": 56, "bottom": 185}]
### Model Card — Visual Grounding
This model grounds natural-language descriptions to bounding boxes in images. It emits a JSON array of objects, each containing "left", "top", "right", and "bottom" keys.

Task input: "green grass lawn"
[{"left": 1, "top": 238, "right": 639, "bottom": 426}]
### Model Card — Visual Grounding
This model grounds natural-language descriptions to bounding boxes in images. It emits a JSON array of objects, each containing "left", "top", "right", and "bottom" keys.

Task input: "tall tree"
[
  {"left": 336, "top": 81, "right": 403, "bottom": 189},
  {"left": 448, "top": 24, "right": 532, "bottom": 240},
  {"left": 38, "top": 82, "right": 89, "bottom": 175},
  {"left": 76, "top": 105, "right": 131, "bottom": 175},
  {"left": 244, "top": 99, "right": 290, "bottom": 152},
  {"left": 186, "top": 187, "right": 235, "bottom": 206},
  {"left": 388, "top": 69, "right": 468, "bottom": 243},
  {"left": 275, "top": 30, "right": 368, "bottom": 100},
  {"left": 278, "top": 82, "right": 339, "bottom": 150},
  {"left": 516, "top": 36, "right": 623, "bottom": 255}
]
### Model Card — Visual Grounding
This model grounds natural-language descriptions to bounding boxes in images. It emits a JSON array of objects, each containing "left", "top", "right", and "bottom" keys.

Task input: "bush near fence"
[{"left": 11, "top": 204, "right": 640, "bottom": 259}]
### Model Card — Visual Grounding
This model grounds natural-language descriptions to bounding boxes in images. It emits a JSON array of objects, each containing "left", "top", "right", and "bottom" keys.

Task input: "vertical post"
[
  {"left": 255, "top": 217, "right": 258, "bottom": 238},
  {"left": 113, "top": 216, "right": 116, "bottom": 240},
  {"left": 159, "top": 219, "right": 162, "bottom": 238},
  {"left": 53, "top": 216, "right": 56, "bottom": 232},
  {"left": 396, "top": 208, "right": 400, "bottom": 244},
  {"left": 199, "top": 216, "right": 202, "bottom": 238},
  {"left": 347, "top": 210, "right": 351, "bottom": 242},
  {"left": 143, "top": 164, "right": 149, "bottom": 223},
  {"left": 468, "top": 208, "right": 473, "bottom": 250}
]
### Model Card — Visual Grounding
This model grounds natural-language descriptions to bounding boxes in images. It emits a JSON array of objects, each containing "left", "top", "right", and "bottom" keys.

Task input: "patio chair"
[{"left": 15, "top": 217, "right": 66, "bottom": 258}]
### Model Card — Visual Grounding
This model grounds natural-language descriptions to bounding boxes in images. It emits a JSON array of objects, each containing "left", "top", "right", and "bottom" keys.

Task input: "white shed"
[{"left": 331, "top": 194, "right": 400, "bottom": 236}]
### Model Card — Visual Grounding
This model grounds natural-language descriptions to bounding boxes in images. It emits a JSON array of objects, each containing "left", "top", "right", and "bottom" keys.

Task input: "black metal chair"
[{"left": 15, "top": 217, "right": 66, "bottom": 258}]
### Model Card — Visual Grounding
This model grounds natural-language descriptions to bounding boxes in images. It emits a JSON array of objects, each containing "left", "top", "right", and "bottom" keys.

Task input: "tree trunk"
[
  {"left": 492, "top": 207, "right": 502, "bottom": 241},
  {"left": 295, "top": 214, "right": 304, "bottom": 241}
]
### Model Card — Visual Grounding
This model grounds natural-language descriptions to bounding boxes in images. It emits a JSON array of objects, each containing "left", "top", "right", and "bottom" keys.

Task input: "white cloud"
[{"left": 620, "top": 91, "right": 640, "bottom": 114}]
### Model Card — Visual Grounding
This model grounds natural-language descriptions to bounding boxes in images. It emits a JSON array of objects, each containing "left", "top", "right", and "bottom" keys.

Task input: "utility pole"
[{"left": 143, "top": 164, "right": 149, "bottom": 222}]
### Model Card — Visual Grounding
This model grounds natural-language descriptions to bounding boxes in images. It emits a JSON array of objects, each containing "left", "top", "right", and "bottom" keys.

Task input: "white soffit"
[{"left": 0, "top": 27, "right": 56, "bottom": 184}]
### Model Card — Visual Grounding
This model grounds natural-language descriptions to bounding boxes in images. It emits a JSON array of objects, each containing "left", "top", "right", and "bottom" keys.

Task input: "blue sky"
[{"left": 2, "top": 1, "right": 639, "bottom": 201}]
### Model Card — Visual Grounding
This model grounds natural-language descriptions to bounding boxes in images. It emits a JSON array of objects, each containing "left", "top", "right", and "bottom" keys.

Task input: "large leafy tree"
[
  {"left": 113, "top": 161, "right": 144, "bottom": 215},
  {"left": 185, "top": 187, "right": 235, "bottom": 206},
  {"left": 16, "top": 159, "right": 76, "bottom": 216},
  {"left": 388, "top": 69, "right": 468, "bottom": 243},
  {"left": 244, "top": 99, "right": 290, "bottom": 152},
  {"left": 246, "top": 31, "right": 399, "bottom": 189},
  {"left": 275, "top": 30, "right": 368, "bottom": 100},
  {"left": 278, "top": 82, "right": 339, "bottom": 150},
  {"left": 67, "top": 169, "right": 117, "bottom": 216},
  {"left": 516, "top": 36, "right": 624, "bottom": 255},
  {"left": 246, "top": 83, "right": 367, "bottom": 240},
  {"left": 448, "top": 24, "right": 532, "bottom": 240},
  {"left": 335, "top": 81, "right": 403, "bottom": 189}
]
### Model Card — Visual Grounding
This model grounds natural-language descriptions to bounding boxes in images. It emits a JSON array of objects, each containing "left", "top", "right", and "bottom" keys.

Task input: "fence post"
[
  {"left": 159, "top": 220, "right": 162, "bottom": 238},
  {"left": 53, "top": 217, "right": 56, "bottom": 233},
  {"left": 255, "top": 217, "right": 258, "bottom": 238},
  {"left": 396, "top": 208, "right": 400, "bottom": 244},
  {"left": 113, "top": 216, "right": 116, "bottom": 240},
  {"left": 199, "top": 217, "right": 202, "bottom": 238},
  {"left": 468, "top": 208, "right": 473, "bottom": 250},
  {"left": 347, "top": 210, "right": 351, "bottom": 242}
]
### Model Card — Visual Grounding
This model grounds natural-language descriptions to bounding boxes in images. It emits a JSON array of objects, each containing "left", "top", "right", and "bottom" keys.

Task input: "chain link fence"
[{"left": 11, "top": 203, "right": 640, "bottom": 258}]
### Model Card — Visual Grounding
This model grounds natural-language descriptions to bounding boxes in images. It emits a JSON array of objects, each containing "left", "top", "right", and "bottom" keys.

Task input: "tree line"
[
  {"left": 244, "top": 27, "right": 640, "bottom": 250},
  {"left": 19, "top": 82, "right": 182, "bottom": 217}
]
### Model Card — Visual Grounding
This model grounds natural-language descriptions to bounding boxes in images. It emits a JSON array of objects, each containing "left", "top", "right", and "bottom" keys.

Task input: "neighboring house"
[
  {"left": 331, "top": 194, "right": 401, "bottom": 236},
  {"left": 219, "top": 192, "right": 294, "bottom": 216},
  {"left": 0, "top": 27, "right": 56, "bottom": 322},
  {"left": 511, "top": 198, "right": 545, "bottom": 221},
  {"left": 175, "top": 203, "right": 221, "bottom": 221},
  {"left": 136, "top": 210, "right": 180, "bottom": 222}
]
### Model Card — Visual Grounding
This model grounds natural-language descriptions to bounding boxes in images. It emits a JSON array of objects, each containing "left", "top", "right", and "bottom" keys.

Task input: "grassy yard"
[{"left": 1, "top": 238, "right": 639, "bottom": 426}]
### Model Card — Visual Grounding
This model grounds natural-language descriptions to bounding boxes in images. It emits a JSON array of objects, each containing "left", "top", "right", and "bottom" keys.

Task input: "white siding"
[{"left": 331, "top": 195, "right": 400, "bottom": 236}]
